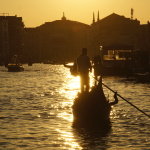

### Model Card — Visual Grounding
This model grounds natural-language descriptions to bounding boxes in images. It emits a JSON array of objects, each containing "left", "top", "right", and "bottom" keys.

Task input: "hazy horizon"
[{"left": 0, "top": 0, "right": 150, "bottom": 27}]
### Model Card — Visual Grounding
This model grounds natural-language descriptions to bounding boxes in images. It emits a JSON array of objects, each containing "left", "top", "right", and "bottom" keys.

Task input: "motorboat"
[{"left": 7, "top": 64, "right": 24, "bottom": 72}]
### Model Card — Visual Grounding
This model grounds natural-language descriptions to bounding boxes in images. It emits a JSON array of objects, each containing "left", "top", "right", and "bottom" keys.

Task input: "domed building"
[{"left": 24, "top": 13, "right": 90, "bottom": 63}]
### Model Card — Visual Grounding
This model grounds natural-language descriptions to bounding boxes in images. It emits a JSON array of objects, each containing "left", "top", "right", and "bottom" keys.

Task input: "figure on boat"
[
  {"left": 76, "top": 48, "right": 92, "bottom": 92},
  {"left": 64, "top": 48, "right": 92, "bottom": 86},
  {"left": 72, "top": 49, "right": 118, "bottom": 128},
  {"left": 64, "top": 49, "right": 118, "bottom": 128},
  {"left": 92, "top": 54, "right": 103, "bottom": 85}
]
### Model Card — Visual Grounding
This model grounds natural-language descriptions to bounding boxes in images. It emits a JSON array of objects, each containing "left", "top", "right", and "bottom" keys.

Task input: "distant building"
[
  {"left": 90, "top": 13, "right": 142, "bottom": 74},
  {"left": 91, "top": 13, "right": 140, "bottom": 55},
  {"left": 136, "top": 23, "right": 150, "bottom": 70},
  {"left": 24, "top": 14, "right": 90, "bottom": 63},
  {"left": 0, "top": 14, "right": 24, "bottom": 64},
  {"left": 23, "top": 12, "right": 150, "bottom": 69}
]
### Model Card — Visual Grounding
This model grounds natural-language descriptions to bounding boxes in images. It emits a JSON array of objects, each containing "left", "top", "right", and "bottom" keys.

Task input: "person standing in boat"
[
  {"left": 76, "top": 48, "right": 92, "bottom": 92},
  {"left": 92, "top": 54, "right": 103, "bottom": 85}
]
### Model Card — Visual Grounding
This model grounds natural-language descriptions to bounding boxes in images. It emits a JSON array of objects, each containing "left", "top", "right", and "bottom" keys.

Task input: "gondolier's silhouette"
[
  {"left": 76, "top": 48, "right": 92, "bottom": 92},
  {"left": 92, "top": 55, "right": 103, "bottom": 85}
]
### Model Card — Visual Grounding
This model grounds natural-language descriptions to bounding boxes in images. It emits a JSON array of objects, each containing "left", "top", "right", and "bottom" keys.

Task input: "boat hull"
[
  {"left": 72, "top": 85, "right": 111, "bottom": 128},
  {"left": 7, "top": 64, "right": 24, "bottom": 72}
]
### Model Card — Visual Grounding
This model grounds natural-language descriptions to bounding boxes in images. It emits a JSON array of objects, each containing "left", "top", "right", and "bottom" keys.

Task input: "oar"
[{"left": 94, "top": 77, "right": 150, "bottom": 118}]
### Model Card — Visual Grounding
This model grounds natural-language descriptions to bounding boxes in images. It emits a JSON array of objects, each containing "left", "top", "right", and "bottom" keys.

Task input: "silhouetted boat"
[
  {"left": 7, "top": 64, "right": 24, "bottom": 72},
  {"left": 64, "top": 62, "right": 78, "bottom": 76},
  {"left": 72, "top": 79, "right": 118, "bottom": 128}
]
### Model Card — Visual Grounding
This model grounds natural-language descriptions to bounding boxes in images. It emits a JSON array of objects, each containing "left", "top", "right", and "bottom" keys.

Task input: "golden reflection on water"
[
  {"left": 58, "top": 112, "right": 73, "bottom": 122},
  {"left": 65, "top": 76, "right": 80, "bottom": 99},
  {"left": 55, "top": 67, "right": 82, "bottom": 149},
  {"left": 59, "top": 68, "right": 80, "bottom": 100},
  {"left": 56, "top": 129, "right": 82, "bottom": 150},
  {"left": 0, "top": 65, "right": 149, "bottom": 150}
]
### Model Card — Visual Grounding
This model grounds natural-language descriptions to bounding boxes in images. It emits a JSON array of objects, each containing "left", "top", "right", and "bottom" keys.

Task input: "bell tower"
[
  {"left": 97, "top": 10, "right": 100, "bottom": 22},
  {"left": 61, "top": 12, "right": 66, "bottom": 20},
  {"left": 131, "top": 8, "right": 134, "bottom": 20},
  {"left": 92, "top": 12, "right": 95, "bottom": 24}
]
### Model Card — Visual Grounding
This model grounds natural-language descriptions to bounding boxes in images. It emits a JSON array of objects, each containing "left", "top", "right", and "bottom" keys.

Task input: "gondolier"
[{"left": 76, "top": 48, "right": 92, "bottom": 92}]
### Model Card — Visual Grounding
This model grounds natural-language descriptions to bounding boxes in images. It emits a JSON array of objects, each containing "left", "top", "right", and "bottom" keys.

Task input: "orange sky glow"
[{"left": 0, "top": 0, "right": 150, "bottom": 27}]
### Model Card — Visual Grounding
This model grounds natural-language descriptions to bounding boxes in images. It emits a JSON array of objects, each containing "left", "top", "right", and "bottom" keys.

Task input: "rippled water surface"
[{"left": 0, "top": 64, "right": 150, "bottom": 150}]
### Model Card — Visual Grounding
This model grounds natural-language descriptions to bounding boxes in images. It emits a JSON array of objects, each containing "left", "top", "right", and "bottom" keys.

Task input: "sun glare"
[
  {"left": 56, "top": 129, "right": 82, "bottom": 150},
  {"left": 60, "top": 71, "right": 80, "bottom": 100}
]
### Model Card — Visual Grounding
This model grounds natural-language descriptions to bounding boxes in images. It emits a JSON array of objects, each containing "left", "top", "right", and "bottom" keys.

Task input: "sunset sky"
[{"left": 0, "top": 0, "right": 149, "bottom": 27}]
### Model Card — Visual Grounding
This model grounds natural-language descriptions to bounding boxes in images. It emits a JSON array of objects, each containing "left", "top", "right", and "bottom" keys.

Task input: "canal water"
[{"left": 0, "top": 64, "right": 149, "bottom": 150}]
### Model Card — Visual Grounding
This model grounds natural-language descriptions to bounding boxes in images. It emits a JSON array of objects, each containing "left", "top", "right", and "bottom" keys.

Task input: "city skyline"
[{"left": 0, "top": 0, "right": 150, "bottom": 27}]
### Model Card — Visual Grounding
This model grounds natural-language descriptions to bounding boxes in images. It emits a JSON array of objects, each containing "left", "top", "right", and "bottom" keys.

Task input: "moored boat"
[
  {"left": 7, "top": 64, "right": 24, "bottom": 72},
  {"left": 64, "top": 62, "right": 78, "bottom": 76}
]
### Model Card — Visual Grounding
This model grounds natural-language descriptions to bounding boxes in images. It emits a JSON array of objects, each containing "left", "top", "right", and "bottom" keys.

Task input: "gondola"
[
  {"left": 64, "top": 62, "right": 78, "bottom": 76},
  {"left": 72, "top": 78, "right": 118, "bottom": 128}
]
